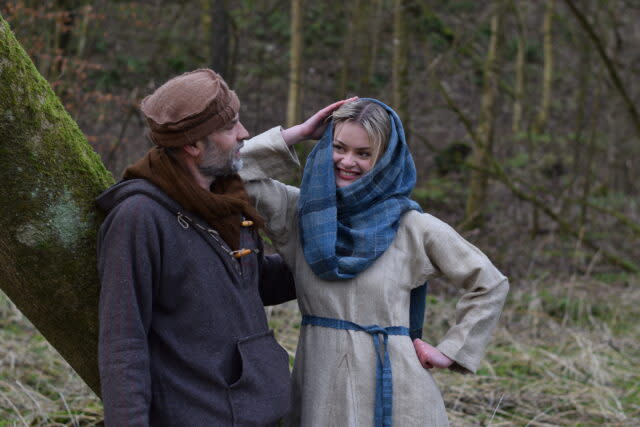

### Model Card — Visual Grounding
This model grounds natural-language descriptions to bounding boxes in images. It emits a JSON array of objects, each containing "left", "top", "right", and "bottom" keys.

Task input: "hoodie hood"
[{"left": 96, "top": 178, "right": 181, "bottom": 214}]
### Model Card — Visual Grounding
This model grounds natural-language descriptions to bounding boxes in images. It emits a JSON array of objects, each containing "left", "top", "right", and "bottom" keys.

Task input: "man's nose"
[{"left": 238, "top": 122, "right": 249, "bottom": 140}]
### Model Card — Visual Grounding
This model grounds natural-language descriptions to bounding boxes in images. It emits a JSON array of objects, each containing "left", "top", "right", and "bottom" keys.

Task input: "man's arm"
[
  {"left": 98, "top": 196, "right": 159, "bottom": 426},
  {"left": 258, "top": 253, "right": 296, "bottom": 306}
]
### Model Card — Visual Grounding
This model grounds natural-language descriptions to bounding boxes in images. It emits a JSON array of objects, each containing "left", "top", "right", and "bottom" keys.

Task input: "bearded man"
[{"left": 96, "top": 69, "right": 296, "bottom": 426}]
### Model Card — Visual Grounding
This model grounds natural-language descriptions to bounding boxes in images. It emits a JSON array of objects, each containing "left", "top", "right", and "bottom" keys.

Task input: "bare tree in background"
[
  {"left": 287, "top": 0, "right": 303, "bottom": 127},
  {"left": 362, "top": 0, "right": 383, "bottom": 96},
  {"left": 462, "top": 1, "right": 506, "bottom": 230},
  {"left": 337, "top": 0, "right": 359, "bottom": 98},
  {"left": 533, "top": 0, "right": 554, "bottom": 133},
  {"left": 392, "top": 0, "right": 410, "bottom": 139},
  {"left": 209, "top": 0, "right": 232, "bottom": 83},
  {"left": 511, "top": 0, "right": 526, "bottom": 135}
]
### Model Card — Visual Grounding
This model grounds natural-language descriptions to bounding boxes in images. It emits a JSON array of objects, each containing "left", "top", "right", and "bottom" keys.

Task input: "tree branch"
[{"left": 562, "top": 0, "right": 640, "bottom": 139}]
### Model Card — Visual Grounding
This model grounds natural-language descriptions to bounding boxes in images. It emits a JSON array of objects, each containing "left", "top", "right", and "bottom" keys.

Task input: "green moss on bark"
[{"left": 0, "top": 14, "right": 115, "bottom": 396}]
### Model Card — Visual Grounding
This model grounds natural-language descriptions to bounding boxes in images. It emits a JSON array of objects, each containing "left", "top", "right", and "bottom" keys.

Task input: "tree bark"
[
  {"left": 362, "top": 0, "right": 383, "bottom": 95},
  {"left": 75, "top": 4, "right": 91, "bottom": 58},
  {"left": 563, "top": 0, "right": 640, "bottom": 141},
  {"left": 489, "top": 159, "right": 640, "bottom": 274},
  {"left": 209, "top": 0, "right": 232, "bottom": 83},
  {"left": 533, "top": 0, "right": 554, "bottom": 132},
  {"left": 462, "top": 2, "right": 504, "bottom": 230},
  {"left": 571, "top": 23, "right": 591, "bottom": 185},
  {"left": 0, "top": 15, "right": 114, "bottom": 396},
  {"left": 530, "top": 0, "right": 554, "bottom": 235},
  {"left": 286, "top": 0, "right": 303, "bottom": 128},
  {"left": 580, "top": 84, "right": 601, "bottom": 228},
  {"left": 440, "top": 79, "right": 640, "bottom": 274},
  {"left": 511, "top": 0, "right": 526, "bottom": 135},
  {"left": 337, "top": 0, "right": 359, "bottom": 98},
  {"left": 392, "top": 0, "right": 410, "bottom": 139}
]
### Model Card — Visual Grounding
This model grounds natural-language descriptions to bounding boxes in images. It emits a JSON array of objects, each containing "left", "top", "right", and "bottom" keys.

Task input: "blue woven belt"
[{"left": 301, "top": 314, "right": 410, "bottom": 427}]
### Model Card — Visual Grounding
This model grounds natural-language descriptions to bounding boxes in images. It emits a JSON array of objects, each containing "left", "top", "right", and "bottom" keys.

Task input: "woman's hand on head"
[
  {"left": 413, "top": 339, "right": 454, "bottom": 369},
  {"left": 281, "top": 97, "right": 358, "bottom": 146}
]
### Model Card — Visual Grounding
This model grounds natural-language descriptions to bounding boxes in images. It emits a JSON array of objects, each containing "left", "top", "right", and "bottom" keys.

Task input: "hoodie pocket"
[{"left": 228, "top": 330, "right": 292, "bottom": 425}]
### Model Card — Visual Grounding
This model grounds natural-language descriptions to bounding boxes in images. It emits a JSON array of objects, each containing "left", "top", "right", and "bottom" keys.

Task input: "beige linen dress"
[{"left": 240, "top": 128, "right": 509, "bottom": 426}]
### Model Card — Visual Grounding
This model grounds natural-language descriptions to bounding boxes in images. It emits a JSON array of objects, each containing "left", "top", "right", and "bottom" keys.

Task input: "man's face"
[{"left": 198, "top": 115, "right": 249, "bottom": 177}]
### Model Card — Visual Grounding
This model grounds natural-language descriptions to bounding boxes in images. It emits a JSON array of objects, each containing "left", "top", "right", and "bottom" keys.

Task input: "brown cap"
[{"left": 140, "top": 69, "right": 240, "bottom": 147}]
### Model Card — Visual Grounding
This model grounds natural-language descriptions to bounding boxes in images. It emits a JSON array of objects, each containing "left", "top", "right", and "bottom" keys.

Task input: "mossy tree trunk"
[{"left": 0, "top": 14, "right": 114, "bottom": 396}]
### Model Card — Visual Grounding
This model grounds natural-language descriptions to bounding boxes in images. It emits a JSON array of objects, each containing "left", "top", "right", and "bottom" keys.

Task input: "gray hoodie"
[{"left": 96, "top": 179, "right": 295, "bottom": 426}]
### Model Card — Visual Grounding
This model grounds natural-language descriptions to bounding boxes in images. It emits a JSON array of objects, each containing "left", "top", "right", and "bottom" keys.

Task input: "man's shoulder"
[
  {"left": 97, "top": 179, "right": 179, "bottom": 215},
  {"left": 97, "top": 179, "right": 181, "bottom": 233},
  {"left": 110, "top": 192, "right": 166, "bottom": 216}
]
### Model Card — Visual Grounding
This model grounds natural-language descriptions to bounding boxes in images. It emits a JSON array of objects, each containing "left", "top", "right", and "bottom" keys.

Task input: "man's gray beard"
[{"left": 199, "top": 157, "right": 243, "bottom": 177}]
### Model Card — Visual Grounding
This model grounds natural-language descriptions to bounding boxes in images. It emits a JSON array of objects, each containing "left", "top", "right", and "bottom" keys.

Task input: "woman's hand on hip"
[
  {"left": 413, "top": 339, "right": 454, "bottom": 369},
  {"left": 281, "top": 97, "right": 358, "bottom": 146}
]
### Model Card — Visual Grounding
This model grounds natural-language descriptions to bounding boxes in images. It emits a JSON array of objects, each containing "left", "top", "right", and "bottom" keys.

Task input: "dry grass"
[
  {"left": 269, "top": 274, "right": 640, "bottom": 426},
  {"left": 431, "top": 274, "right": 640, "bottom": 426},
  {"left": 1, "top": 273, "right": 639, "bottom": 426},
  {"left": 0, "top": 292, "right": 101, "bottom": 426}
]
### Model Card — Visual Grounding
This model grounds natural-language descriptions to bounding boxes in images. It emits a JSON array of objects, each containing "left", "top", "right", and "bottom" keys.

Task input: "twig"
[
  {"left": 0, "top": 387, "right": 29, "bottom": 426},
  {"left": 562, "top": 0, "right": 640, "bottom": 139},
  {"left": 15, "top": 380, "right": 43, "bottom": 413},
  {"left": 488, "top": 393, "right": 505, "bottom": 425},
  {"left": 57, "top": 388, "right": 79, "bottom": 427},
  {"left": 488, "top": 158, "right": 640, "bottom": 273},
  {"left": 581, "top": 200, "right": 640, "bottom": 236}
]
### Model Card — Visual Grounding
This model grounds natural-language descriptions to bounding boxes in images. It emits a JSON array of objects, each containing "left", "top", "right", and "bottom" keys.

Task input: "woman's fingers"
[
  {"left": 306, "top": 97, "right": 359, "bottom": 138},
  {"left": 413, "top": 339, "right": 454, "bottom": 369},
  {"left": 413, "top": 338, "right": 434, "bottom": 368},
  {"left": 309, "top": 99, "right": 349, "bottom": 125},
  {"left": 319, "top": 97, "right": 358, "bottom": 116},
  {"left": 281, "top": 97, "right": 359, "bottom": 145}
]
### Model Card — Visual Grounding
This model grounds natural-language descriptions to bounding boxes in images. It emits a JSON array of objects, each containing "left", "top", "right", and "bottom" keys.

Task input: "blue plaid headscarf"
[{"left": 298, "top": 99, "right": 422, "bottom": 280}]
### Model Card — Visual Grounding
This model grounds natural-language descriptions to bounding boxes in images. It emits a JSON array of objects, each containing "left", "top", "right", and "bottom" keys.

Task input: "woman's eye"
[
  {"left": 359, "top": 152, "right": 371, "bottom": 158},
  {"left": 333, "top": 144, "right": 344, "bottom": 152}
]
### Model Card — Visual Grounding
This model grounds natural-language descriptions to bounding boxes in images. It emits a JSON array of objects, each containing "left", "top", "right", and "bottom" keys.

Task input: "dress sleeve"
[
  {"left": 239, "top": 127, "right": 302, "bottom": 263},
  {"left": 420, "top": 214, "right": 509, "bottom": 374},
  {"left": 97, "top": 197, "right": 159, "bottom": 427}
]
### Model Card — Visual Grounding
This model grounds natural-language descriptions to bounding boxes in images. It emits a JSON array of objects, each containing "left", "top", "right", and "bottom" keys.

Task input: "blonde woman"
[{"left": 240, "top": 99, "right": 509, "bottom": 426}]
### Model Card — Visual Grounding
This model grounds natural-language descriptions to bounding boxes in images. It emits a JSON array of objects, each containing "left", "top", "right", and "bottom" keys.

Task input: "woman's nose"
[{"left": 340, "top": 153, "right": 356, "bottom": 166}]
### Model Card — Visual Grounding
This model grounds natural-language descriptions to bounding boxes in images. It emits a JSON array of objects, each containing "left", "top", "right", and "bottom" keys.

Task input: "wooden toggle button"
[{"left": 232, "top": 249, "right": 252, "bottom": 258}]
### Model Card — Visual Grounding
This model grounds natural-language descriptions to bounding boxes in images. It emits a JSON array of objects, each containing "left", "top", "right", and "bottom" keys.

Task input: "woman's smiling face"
[{"left": 332, "top": 121, "right": 373, "bottom": 188}]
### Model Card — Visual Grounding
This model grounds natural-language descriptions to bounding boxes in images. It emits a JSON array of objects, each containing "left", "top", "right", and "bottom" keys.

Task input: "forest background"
[{"left": 0, "top": 0, "right": 639, "bottom": 425}]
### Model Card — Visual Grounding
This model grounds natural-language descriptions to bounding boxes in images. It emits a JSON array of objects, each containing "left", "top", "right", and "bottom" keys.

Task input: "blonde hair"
[{"left": 332, "top": 100, "right": 391, "bottom": 166}]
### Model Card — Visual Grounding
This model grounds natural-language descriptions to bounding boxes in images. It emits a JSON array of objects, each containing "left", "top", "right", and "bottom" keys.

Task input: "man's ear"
[{"left": 182, "top": 143, "right": 201, "bottom": 158}]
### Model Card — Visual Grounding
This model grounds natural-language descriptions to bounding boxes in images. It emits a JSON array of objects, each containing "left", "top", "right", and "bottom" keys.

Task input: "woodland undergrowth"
[{"left": 1, "top": 270, "right": 638, "bottom": 426}]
